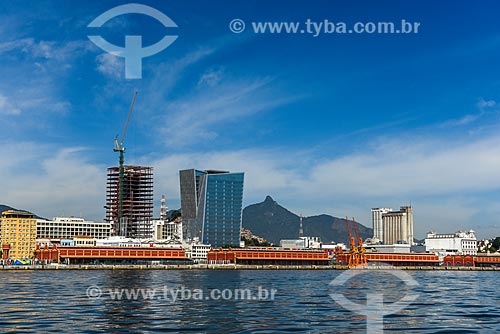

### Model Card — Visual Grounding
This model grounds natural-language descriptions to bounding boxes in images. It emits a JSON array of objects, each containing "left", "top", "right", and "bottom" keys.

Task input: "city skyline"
[{"left": 2, "top": 1, "right": 500, "bottom": 239}]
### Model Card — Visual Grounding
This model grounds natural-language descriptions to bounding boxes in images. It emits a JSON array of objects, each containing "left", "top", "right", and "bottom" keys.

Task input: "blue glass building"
[{"left": 180, "top": 169, "right": 244, "bottom": 247}]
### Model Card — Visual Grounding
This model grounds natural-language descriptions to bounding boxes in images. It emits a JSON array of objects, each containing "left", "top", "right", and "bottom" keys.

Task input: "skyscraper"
[
  {"left": 105, "top": 165, "right": 153, "bottom": 238},
  {"left": 179, "top": 169, "right": 244, "bottom": 247}
]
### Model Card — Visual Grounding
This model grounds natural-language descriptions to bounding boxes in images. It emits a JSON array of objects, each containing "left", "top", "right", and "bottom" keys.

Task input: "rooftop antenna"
[
  {"left": 299, "top": 214, "right": 304, "bottom": 238},
  {"left": 160, "top": 195, "right": 168, "bottom": 221}
]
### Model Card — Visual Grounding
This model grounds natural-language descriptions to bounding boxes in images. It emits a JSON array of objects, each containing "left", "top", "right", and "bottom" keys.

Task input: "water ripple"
[{"left": 0, "top": 270, "right": 498, "bottom": 332}]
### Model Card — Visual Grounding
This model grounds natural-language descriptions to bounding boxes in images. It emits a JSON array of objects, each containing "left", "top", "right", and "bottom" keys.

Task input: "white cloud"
[
  {"left": 444, "top": 114, "right": 481, "bottom": 127},
  {"left": 143, "top": 132, "right": 500, "bottom": 239},
  {"left": 0, "top": 144, "right": 106, "bottom": 220},
  {"left": 1, "top": 31, "right": 499, "bottom": 240},
  {"left": 143, "top": 47, "right": 215, "bottom": 97},
  {"left": 477, "top": 98, "right": 496, "bottom": 109},
  {"left": 0, "top": 94, "right": 21, "bottom": 115},
  {"left": 0, "top": 38, "right": 92, "bottom": 64},
  {"left": 0, "top": 88, "right": 70, "bottom": 126},
  {"left": 0, "top": 38, "right": 92, "bottom": 128},
  {"left": 197, "top": 67, "right": 224, "bottom": 87},
  {"left": 96, "top": 53, "right": 123, "bottom": 79},
  {"left": 3, "top": 129, "right": 500, "bottom": 239},
  {"left": 0, "top": 38, "right": 33, "bottom": 53},
  {"left": 304, "top": 137, "right": 500, "bottom": 198},
  {"left": 92, "top": 47, "right": 216, "bottom": 116},
  {"left": 160, "top": 76, "right": 298, "bottom": 146},
  {"left": 440, "top": 98, "right": 499, "bottom": 128}
]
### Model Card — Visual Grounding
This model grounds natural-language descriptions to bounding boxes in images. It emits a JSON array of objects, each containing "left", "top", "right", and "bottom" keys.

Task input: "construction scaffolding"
[{"left": 105, "top": 165, "right": 154, "bottom": 238}]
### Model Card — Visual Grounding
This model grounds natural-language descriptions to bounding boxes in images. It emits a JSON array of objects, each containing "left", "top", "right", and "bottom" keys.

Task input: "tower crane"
[{"left": 114, "top": 91, "right": 138, "bottom": 232}]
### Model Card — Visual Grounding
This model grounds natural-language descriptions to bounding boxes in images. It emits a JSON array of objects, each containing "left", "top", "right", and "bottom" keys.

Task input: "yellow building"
[{"left": 1, "top": 210, "right": 37, "bottom": 260}]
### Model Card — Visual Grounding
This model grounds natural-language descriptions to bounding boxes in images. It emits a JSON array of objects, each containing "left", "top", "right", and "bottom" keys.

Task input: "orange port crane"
[
  {"left": 334, "top": 216, "right": 368, "bottom": 268},
  {"left": 345, "top": 216, "right": 357, "bottom": 254},
  {"left": 352, "top": 217, "right": 367, "bottom": 266},
  {"left": 345, "top": 216, "right": 357, "bottom": 267}
]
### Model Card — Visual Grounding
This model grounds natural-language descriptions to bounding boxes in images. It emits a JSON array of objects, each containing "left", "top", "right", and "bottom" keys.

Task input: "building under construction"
[{"left": 105, "top": 165, "right": 153, "bottom": 238}]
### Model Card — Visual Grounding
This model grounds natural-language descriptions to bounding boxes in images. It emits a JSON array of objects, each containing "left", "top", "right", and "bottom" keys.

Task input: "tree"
[
  {"left": 243, "top": 238, "right": 272, "bottom": 247},
  {"left": 170, "top": 210, "right": 181, "bottom": 220},
  {"left": 491, "top": 237, "right": 500, "bottom": 251}
]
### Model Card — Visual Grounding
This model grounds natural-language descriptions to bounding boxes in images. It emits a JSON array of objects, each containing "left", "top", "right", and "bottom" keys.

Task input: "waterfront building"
[
  {"left": 371, "top": 208, "right": 392, "bottom": 241},
  {"left": 179, "top": 169, "right": 244, "bottom": 247},
  {"left": 364, "top": 243, "right": 411, "bottom": 253},
  {"left": 425, "top": 230, "right": 477, "bottom": 256},
  {"left": 151, "top": 218, "right": 183, "bottom": 242},
  {"left": 208, "top": 248, "right": 331, "bottom": 265},
  {"left": 381, "top": 206, "right": 414, "bottom": 245},
  {"left": 280, "top": 236, "right": 322, "bottom": 249},
  {"left": 184, "top": 243, "right": 212, "bottom": 263},
  {"left": 281, "top": 239, "right": 307, "bottom": 249},
  {"left": 35, "top": 238, "right": 53, "bottom": 248},
  {"left": 73, "top": 236, "right": 97, "bottom": 247},
  {"left": 60, "top": 239, "right": 75, "bottom": 247},
  {"left": 35, "top": 238, "right": 93, "bottom": 248},
  {"left": 95, "top": 236, "right": 148, "bottom": 247},
  {"left": 1, "top": 210, "right": 37, "bottom": 260},
  {"left": 147, "top": 194, "right": 183, "bottom": 242},
  {"left": 35, "top": 244, "right": 188, "bottom": 265},
  {"left": 105, "top": 165, "right": 153, "bottom": 238},
  {"left": 36, "top": 217, "right": 111, "bottom": 239},
  {"left": 321, "top": 243, "right": 347, "bottom": 252}
]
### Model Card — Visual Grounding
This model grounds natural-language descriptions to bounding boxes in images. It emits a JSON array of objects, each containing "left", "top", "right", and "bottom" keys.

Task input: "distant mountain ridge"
[
  {"left": 0, "top": 204, "right": 45, "bottom": 219},
  {"left": 242, "top": 196, "right": 372, "bottom": 244}
]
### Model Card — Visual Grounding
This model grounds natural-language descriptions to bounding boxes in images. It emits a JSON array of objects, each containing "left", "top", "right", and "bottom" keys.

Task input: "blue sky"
[{"left": 2, "top": 0, "right": 500, "bottom": 238}]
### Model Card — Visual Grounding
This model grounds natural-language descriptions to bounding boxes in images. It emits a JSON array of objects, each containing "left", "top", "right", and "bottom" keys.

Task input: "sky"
[{"left": 2, "top": 0, "right": 500, "bottom": 239}]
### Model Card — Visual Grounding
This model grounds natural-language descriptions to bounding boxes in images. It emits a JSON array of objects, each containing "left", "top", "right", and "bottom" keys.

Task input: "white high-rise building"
[
  {"left": 371, "top": 208, "right": 392, "bottom": 241},
  {"left": 371, "top": 206, "right": 414, "bottom": 245},
  {"left": 382, "top": 206, "right": 414, "bottom": 245},
  {"left": 425, "top": 230, "right": 477, "bottom": 255},
  {"left": 36, "top": 217, "right": 112, "bottom": 239},
  {"left": 151, "top": 219, "right": 183, "bottom": 243}
]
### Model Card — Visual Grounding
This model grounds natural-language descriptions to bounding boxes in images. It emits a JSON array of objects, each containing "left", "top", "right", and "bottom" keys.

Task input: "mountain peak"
[
  {"left": 264, "top": 195, "right": 275, "bottom": 203},
  {"left": 242, "top": 197, "right": 373, "bottom": 244}
]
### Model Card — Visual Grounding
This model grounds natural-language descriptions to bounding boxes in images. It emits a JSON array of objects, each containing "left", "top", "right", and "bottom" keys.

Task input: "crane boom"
[
  {"left": 345, "top": 216, "right": 356, "bottom": 253},
  {"left": 345, "top": 216, "right": 352, "bottom": 240},
  {"left": 352, "top": 217, "right": 360, "bottom": 243},
  {"left": 120, "top": 91, "right": 138, "bottom": 147},
  {"left": 352, "top": 216, "right": 364, "bottom": 250},
  {"left": 113, "top": 91, "right": 138, "bottom": 236}
]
